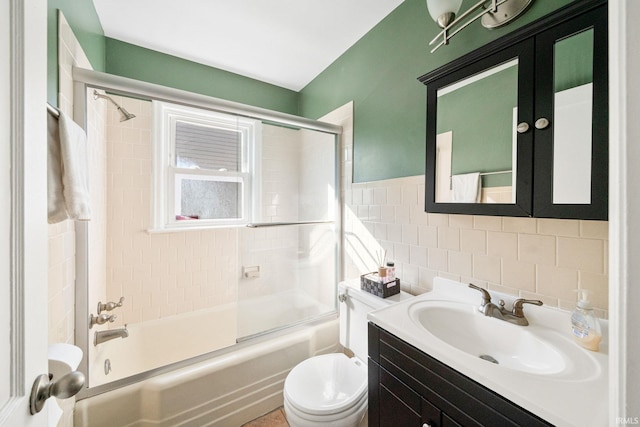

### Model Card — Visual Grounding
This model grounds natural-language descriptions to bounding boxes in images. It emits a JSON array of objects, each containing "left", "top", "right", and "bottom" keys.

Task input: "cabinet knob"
[
  {"left": 516, "top": 122, "right": 530, "bottom": 133},
  {"left": 535, "top": 117, "right": 550, "bottom": 129},
  {"left": 422, "top": 424, "right": 432, "bottom": 427}
]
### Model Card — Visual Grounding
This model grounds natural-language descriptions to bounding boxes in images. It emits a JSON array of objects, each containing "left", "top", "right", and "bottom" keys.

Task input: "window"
[{"left": 152, "top": 102, "right": 261, "bottom": 229}]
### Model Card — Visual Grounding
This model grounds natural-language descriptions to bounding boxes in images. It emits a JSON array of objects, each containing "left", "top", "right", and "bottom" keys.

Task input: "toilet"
[{"left": 283, "top": 280, "right": 410, "bottom": 427}]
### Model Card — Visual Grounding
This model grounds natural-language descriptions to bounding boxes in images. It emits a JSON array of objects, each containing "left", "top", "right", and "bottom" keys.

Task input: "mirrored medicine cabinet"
[{"left": 419, "top": 0, "right": 608, "bottom": 220}]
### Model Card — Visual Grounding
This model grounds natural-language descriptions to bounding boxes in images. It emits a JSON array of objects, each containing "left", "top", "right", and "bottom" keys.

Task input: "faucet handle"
[
  {"left": 468, "top": 283, "right": 492, "bottom": 305},
  {"left": 89, "top": 313, "right": 117, "bottom": 329},
  {"left": 511, "top": 298, "right": 543, "bottom": 317},
  {"left": 97, "top": 297, "right": 125, "bottom": 314}
]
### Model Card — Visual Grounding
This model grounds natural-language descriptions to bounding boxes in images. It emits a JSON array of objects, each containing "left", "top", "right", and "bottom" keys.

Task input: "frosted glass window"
[{"left": 177, "top": 178, "right": 241, "bottom": 220}]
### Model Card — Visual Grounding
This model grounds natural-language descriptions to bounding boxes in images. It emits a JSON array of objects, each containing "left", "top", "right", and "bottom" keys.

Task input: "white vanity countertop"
[{"left": 368, "top": 277, "right": 609, "bottom": 427}]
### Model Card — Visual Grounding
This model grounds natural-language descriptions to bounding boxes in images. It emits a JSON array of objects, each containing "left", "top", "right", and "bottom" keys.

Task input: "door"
[{"left": 0, "top": 0, "right": 49, "bottom": 425}]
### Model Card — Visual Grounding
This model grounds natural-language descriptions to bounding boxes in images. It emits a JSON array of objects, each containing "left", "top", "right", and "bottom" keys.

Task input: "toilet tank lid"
[{"left": 338, "top": 279, "right": 412, "bottom": 308}]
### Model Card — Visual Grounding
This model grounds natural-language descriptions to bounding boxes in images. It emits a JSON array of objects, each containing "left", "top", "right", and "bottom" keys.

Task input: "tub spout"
[{"left": 94, "top": 326, "right": 129, "bottom": 346}]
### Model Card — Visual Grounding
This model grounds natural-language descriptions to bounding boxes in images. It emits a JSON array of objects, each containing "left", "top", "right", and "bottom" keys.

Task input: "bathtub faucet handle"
[
  {"left": 97, "top": 297, "right": 125, "bottom": 314},
  {"left": 89, "top": 313, "right": 117, "bottom": 329}
]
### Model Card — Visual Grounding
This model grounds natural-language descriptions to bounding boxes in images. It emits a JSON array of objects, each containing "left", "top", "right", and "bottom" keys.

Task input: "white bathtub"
[
  {"left": 88, "top": 303, "right": 238, "bottom": 387},
  {"left": 76, "top": 318, "right": 338, "bottom": 426},
  {"left": 89, "top": 290, "right": 334, "bottom": 387},
  {"left": 76, "top": 294, "right": 338, "bottom": 426}
]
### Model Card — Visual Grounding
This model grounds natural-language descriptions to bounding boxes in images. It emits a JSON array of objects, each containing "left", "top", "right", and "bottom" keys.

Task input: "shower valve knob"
[
  {"left": 89, "top": 313, "right": 117, "bottom": 328},
  {"left": 97, "top": 297, "right": 125, "bottom": 314}
]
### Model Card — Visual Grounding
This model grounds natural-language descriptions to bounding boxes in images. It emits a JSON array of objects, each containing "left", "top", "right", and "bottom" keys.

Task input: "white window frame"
[{"left": 152, "top": 101, "right": 261, "bottom": 230}]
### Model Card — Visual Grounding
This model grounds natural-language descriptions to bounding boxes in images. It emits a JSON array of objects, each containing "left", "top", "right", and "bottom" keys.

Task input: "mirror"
[
  {"left": 435, "top": 59, "right": 518, "bottom": 204},
  {"left": 552, "top": 28, "right": 594, "bottom": 204}
]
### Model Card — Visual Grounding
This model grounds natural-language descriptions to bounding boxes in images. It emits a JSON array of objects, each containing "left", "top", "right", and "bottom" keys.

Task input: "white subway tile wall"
[
  {"left": 344, "top": 174, "right": 608, "bottom": 317},
  {"left": 105, "top": 98, "right": 239, "bottom": 324}
]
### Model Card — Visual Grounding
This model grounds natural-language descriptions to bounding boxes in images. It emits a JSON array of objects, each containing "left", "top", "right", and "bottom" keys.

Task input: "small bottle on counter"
[
  {"left": 570, "top": 290, "right": 602, "bottom": 352},
  {"left": 385, "top": 261, "right": 395, "bottom": 282}
]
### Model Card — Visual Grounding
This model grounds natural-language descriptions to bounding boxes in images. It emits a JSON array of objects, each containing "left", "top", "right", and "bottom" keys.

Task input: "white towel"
[
  {"left": 47, "top": 112, "right": 68, "bottom": 223},
  {"left": 47, "top": 110, "right": 91, "bottom": 223},
  {"left": 452, "top": 172, "right": 481, "bottom": 203}
]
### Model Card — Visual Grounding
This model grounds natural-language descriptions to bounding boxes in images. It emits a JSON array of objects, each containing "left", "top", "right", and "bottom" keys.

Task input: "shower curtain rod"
[{"left": 72, "top": 67, "right": 343, "bottom": 135}]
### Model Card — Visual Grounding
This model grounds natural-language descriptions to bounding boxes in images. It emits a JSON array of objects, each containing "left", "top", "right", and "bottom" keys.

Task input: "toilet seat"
[{"left": 284, "top": 353, "right": 367, "bottom": 416}]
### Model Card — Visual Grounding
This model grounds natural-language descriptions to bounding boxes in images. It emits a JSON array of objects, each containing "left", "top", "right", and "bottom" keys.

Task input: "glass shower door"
[{"left": 236, "top": 123, "right": 339, "bottom": 339}]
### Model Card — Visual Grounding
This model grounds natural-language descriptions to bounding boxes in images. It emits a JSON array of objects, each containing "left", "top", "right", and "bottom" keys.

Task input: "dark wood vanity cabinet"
[
  {"left": 419, "top": 0, "right": 607, "bottom": 220},
  {"left": 368, "top": 323, "right": 553, "bottom": 427}
]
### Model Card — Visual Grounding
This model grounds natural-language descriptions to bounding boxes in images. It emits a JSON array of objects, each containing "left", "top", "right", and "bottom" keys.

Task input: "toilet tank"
[{"left": 338, "top": 280, "right": 410, "bottom": 361}]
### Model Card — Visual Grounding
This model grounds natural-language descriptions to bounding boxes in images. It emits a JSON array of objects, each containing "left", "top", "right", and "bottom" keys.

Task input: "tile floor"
[{"left": 242, "top": 407, "right": 289, "bottom": 427}]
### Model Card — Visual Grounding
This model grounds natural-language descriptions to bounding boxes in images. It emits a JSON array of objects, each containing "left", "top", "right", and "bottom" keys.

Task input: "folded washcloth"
[
  {"left": 452, "top": 172, "right": 481, "bottom": 203},
  {"left": 47, "top": 110, "right": 91, "bottom": 223}
]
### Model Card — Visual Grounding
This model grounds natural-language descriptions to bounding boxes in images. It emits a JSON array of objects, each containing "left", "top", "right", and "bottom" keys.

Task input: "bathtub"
[
  {"left": 88, "top": 304, "right": 238, "bottom": 387},
  {"left": 88, "top": 290, "right": 334, "bottom": 387},
  {"left": 76, "top": 294, "right": 338, "bottom": 426}
]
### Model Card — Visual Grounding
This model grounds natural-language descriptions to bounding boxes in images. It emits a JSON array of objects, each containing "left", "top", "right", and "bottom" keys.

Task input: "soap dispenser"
[{"left": 571, "top": 290, "right": 602, "bottom": 351}]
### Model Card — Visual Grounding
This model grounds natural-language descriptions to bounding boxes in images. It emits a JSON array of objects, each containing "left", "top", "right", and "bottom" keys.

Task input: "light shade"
[{"left": 426, "top": 0, "right": 463, "bottom": 24}]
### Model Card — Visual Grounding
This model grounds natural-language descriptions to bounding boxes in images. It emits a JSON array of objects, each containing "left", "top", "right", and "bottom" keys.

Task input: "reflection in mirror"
[
  {"left": 552, "top": 29, "right": 594, "bottom": 204},
  {"left": 435, "top": 59, "right": 518, "bottom": 204}
]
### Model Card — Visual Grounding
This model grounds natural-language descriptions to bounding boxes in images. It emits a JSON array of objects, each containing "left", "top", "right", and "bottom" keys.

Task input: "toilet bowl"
[
  {"left": 284, "top": 353, "right": 367, "bottom": 427},
  {"left": 283, "top": 280, "right": 410, "bottom": 427}
]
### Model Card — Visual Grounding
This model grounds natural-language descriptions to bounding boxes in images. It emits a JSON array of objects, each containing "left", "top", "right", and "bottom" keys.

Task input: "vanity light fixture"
[{"left": 426, "top": 0, "right": 534, "bottom": 52}]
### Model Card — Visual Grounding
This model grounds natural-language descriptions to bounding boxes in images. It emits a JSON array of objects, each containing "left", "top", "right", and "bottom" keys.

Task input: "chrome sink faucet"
[{"left": 468, "top": 283, "right": 543, "bottom": 326}]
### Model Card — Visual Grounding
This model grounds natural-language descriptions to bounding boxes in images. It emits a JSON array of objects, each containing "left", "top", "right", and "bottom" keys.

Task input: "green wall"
[
  {"left": 299, "top": 0, "right": 576, "bottom": 182},
  {"left": 105, "top": 39, "right": 299, "bottom": 115},
  {"left": 48, "top": 0, "right": 106, "bottom": 106}
]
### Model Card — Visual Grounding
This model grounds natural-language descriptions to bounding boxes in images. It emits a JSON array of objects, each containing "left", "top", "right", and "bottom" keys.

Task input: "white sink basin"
[{"left": 410, "top": 301, "right": 566, "bottom": 375}]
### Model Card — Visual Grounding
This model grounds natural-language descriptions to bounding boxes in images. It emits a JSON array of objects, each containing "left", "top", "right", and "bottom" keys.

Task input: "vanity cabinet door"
[
  {"left": 379, "top": 368, "right": 423, "bottom": 426},
  {"left": 441, "top": 414, "right": 463, "bottom": 427},
  {"left": 532, "top": 5, "right": 608, "bottom": 219},
  {"left": 422, "top": 398, "right": 443, "bottom": 427}
]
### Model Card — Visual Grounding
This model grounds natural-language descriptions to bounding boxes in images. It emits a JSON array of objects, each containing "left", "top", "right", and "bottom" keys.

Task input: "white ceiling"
[{"left": 93, "top": 0, "right": 405, "bottom": 91}]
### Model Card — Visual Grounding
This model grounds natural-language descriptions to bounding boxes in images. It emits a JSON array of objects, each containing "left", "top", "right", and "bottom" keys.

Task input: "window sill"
[{"left": 146, "top": 224, "right": 245, "bottom": 234}]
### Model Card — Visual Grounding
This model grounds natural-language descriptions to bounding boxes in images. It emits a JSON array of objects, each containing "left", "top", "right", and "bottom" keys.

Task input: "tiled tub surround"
[
  {"left": 343, "top": 175, "right": 608, "bottom": 316},
  {"left": 104, "top": 97, "right": 239, "bottom": 324},
  {"left": 104, "top": 97, "right": 336, "bottom": 326}
]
